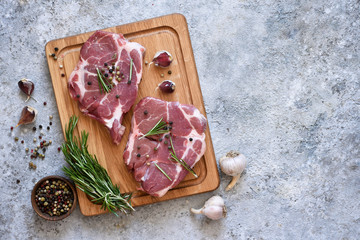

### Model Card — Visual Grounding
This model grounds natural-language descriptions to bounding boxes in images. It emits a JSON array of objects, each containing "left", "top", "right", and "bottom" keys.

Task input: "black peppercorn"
[
  {"left": 116, "top": 95, "right": 120, "bottom": 99},
  {"left": 51, "top": 53, "right": 55, "bottom": 57},
  {"left": 88, "top": 81, "right": 92, "bottom": 85},
  {"left": 61, "top": 73, "right": 65, "bottom": 77},
  {"left": 76, "top": 94, "right": 80, "bottom": 98},
  {"left": 104, "top": 63, "right": 108, "bottom": 67},
  {"left": 189, "top": 138, "right": 193, "bottom": 141},
  {"left": 169, "top": 121, "right": 173, "bottom": 125},
  {"left": 144, "top": 110, "right": 148, "bottom": 115},
  {"left": 104, "top": 73, "right": 109, "bottom": 77},
  {"left": 39, "top": 125, "right": 42, "bottom": 129},
  {"left": 137, "top": 153, "right": 141, "bottom": 157},
  {"left": 49, "top": 122, "right": 52, "bottom": 125}
]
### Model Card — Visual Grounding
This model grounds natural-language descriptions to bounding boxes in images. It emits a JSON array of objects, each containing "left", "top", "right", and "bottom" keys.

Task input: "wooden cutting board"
[{"left": 45, "top": 14, "right": 219, "bottom": 216}]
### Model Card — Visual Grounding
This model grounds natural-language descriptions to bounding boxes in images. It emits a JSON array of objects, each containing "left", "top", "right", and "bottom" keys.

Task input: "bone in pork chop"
[
  {"left": 123, "top": 97, "right": 207, "bottom": 197},
  {"left": 68, "top": 30, "right": 145, "bottom": 144}
]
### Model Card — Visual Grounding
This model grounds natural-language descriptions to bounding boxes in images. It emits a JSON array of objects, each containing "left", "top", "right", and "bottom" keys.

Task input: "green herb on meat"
[
  {"left": 138, "top": 117, "right": 169, "bottom": 139},
  {"left": 96, "top": 68, "right": 112, "bottom": 93},
  {"left": 153, "top": 162, "right": 172, "bottom": 181},
  {"left": 61, "top": 116, "right": 134, "bottom": 216},
  {"left": 129, "top": 58, "right": 133, "bottom": 82},
  {"left": 169, "top": 136, "right": 198, "bottom": 178}
]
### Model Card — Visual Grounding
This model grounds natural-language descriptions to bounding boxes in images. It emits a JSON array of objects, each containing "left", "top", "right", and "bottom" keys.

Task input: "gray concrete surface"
[{"left": 1, "top": 0, "right": 359, "bottom": 239}]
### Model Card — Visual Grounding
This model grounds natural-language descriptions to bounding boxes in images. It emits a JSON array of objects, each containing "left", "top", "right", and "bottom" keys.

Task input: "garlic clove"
[
  {"left": 219, "top": 151, "right": 246, "bottom": 191},
  {"left": 18, "top": 78, "right": 36, "bottom": 102},
  {"left": 191, "top": 195, "right": 226, "bottom": 220},
  {"left": 16, "top": 106, "right": 37, "bottom": 127},
  {"left": 158, "top": 80, "right": 175, "bottom": 93},
  {"left": 152, "top": 51, "right": 173, "bottom": 68}
]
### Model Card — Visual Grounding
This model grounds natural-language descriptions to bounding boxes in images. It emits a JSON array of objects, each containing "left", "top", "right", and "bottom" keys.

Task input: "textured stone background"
[{"left": 0, "top": 0, "right": 359, "bottom": 239}]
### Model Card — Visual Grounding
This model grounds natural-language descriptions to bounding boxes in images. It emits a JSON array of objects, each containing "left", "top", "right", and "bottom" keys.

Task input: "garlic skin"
[
  {"left": 219, "top": 151, "right": 246, "bottom": 191},
  {"left": 190, "top": 195, "right": 227, "bottom": 220}
]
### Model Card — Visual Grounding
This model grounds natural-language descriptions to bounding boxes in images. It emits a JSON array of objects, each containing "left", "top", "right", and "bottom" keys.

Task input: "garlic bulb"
[
  {"left": 219, "top": 151, "right": 246, "bottom": 191},
  {"left": 190, "top": 195, "right": 226, "bottom": 220}
]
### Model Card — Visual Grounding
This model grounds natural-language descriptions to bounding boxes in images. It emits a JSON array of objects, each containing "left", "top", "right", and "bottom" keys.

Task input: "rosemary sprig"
[
  {"left": 153, "top": 162, "right": 172, "bottom": 181},
  {"left": 61, "top": 116, "right": 134, "bottom": 216},
  {"left": 96, "top": 68, "right": 112, "bottom": 93},
  {"left": 138, "top": 117, "right": 170, "bottom": 139},
  {"left": 129, "top": 58, "right": 133, "bottom": 82},
  {"left": 169, "top": 136, "right": 198, "bottom": 178}
]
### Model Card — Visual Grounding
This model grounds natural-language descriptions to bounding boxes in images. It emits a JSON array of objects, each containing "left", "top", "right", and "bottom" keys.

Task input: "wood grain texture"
[{"left": 45, "top": 14, "right": 219, "bottom": 216}]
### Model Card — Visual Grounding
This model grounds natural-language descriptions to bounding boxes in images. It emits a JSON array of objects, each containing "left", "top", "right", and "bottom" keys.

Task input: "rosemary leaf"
[
  {"left": 96, "top": 68, "right": 111, "bottom": 93},
  {"left": 138, "top": 117, "right": 169, "bottom": 139},
  {"left": 153, "top": 162, "right": 172, "bottom": 181},
  {"left": 61, "top": 116, "right": 134, "bottom": 216},
  {"left": 129, "top": 58, "right": 133, "bottom": 82},
  {"left": 169, "top": 136, "right": 198, "bottom": 178}
]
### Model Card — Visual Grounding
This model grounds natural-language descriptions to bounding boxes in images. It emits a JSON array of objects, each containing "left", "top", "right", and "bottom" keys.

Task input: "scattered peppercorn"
[
  {"left": 10, "top": 126, "right": 14, "bottom": 131},
  {"left": 104, "top": 63, "right": 108, "bottom": 67},
  {"left": 49, "top": 122, "right": 52, "bottom": 126},
  {"left": 87, "top": 81, "right": 92, "bottom": 85},
  {"left": 116, "top": 95, "right": 120, "bottom": 99},
  {"left": 54, "top": 47, "right": 59, "bottom": 51},
  {"left": 144, "top": 110, "right": 148, "bottom": 115},
  {"left": 137, "top": 153, "right": 141, "bottom": 157},
  {"left": 169, "top": 121, "right": 173, "bottom": 125},
  {"left": 33, "top": 127, "right": 36, "bottom": 131},
  {"left": 47, "top": 126, "right": 50, "bottom": 130},
  {"left": 159, "top": 138, "right": 163, "bottom": 142},
  {"left": 39, "top": 125, "right": 42, "bottom": 129},
  {"left": 61, "top": 73, "right": 65, "bottom": 77},
  {"left": 168, "top": 70, "right": 172, "bottom": 74},
  {"left": 127, "top": 80, "right": 131, "bottom": 84},
  {"left": 76, "top": 94, "right": 80, "bottom": 98},
  {"left": 137, "top": 146, "right": 140, "bottom": 149},
  {"left": 58, "top": 147, "right": 61, "bottom": 152},
  {"left": 51, "top": 53, "right": 55, "bottom": 57},
  {"left": 104, "top": 73, "right": 109, "bottom": 77},
  {"left": 189, "top": 138, "right": 193, "bottom": 141},
  {"left": 43, "top": 102, "right": 47, "bottom": 106},
  {"left": 39, "top": 136, "right": 42, "bottom": 140},
  {"left": 16, "top": 179, "right": 20, "bottom": 184},
  {"left": 29, "top": 161, "right": 37, "bottom": 169},
  {"left": 109, "top": 69, "right": 113, "bottom": 73},
  {"left": 21, "top": 140, "right": 24, "bottom": 144}
]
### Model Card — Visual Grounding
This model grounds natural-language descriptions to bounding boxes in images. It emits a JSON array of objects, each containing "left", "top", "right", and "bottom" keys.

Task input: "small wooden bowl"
[{"left": 31, "top": 175, "right": 77, "bottom": 221}]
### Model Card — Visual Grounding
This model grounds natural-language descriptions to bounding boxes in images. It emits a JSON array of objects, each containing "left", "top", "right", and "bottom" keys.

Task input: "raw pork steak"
[
  {"left": 68, "top": 30, "right": 145, "bottom": 144},
  {"left": 123, "top": 97, "right": 207, "bottom": 197}
]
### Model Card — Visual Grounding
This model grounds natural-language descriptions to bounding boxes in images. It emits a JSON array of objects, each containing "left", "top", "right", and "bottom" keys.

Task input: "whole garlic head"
[
  {"left": 191, "top": 195, "right": 227, "bottom": 220},
  {"left": 219, "top": 151, "right": 246, "bottom": 191}
]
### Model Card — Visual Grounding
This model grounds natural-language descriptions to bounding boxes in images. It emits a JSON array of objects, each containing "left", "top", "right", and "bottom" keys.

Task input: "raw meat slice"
[
  {"left": 68, "top": 30, "right": 145, "bottom": 144},
  {"left": 123, "top": 97, "right": 207, "bottom": 197}
]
